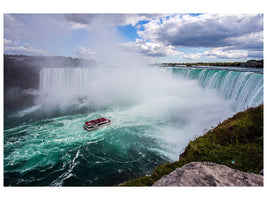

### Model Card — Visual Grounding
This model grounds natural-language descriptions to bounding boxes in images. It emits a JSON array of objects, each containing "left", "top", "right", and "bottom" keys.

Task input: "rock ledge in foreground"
[{"left": 153, "top": 162, "right": 263, "bottom": 186}]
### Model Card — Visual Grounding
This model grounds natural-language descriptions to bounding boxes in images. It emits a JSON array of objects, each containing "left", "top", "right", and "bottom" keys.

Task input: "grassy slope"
[{"left": 122, "top": 105, "right": 263, "bottom": 186}]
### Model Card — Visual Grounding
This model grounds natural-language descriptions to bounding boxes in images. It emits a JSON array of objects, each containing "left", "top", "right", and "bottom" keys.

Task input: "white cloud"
[
  {"left": 4, "top": 37, "right": 50, "bottom": 56},
  {"left": 179, "top": 48, "right": 255, "bottom": 61},
  {"left": 122, "top": 14, "right": 167, "bottom": 26},
  {"left": 4, "top": 14, "right": 263, "bottom": 61},
  {"left": 68, "top": 22, "right": 89, "bottom": 30},
  {"left": 181, "top": 54, "right": 201, "bottom": 60},
  {"left": 202, "top": 49, "right": 248, "bottom": 59},
  {"left": 4, "top": 38, "right": 20, "bottom": 46},
  {"left": 122, "top": 38, "right": 181, "bottom": 57},
  {"left": 4, "top": 38, "right": 13, "bottom": 46},
  {"left": 137, "top": 13, "right": 263, "bottom": 52}
]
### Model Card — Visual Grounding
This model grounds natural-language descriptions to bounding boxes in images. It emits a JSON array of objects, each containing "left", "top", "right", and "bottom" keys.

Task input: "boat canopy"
[{"left": 85, "top": 117, "right": 108, "bottom": 126}]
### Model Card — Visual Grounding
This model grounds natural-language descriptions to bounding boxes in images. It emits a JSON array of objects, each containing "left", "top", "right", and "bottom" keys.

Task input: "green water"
[
  {"left": 4, "top": 104, "right": 171, "bottom": 186},
  {"left": 4, "top": 66, "right": 263, "bottom": 186}
]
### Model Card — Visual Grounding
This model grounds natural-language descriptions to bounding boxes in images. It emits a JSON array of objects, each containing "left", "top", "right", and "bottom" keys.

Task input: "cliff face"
[{"left": 153, "top": 162, "right": 263, "bottom": 186}]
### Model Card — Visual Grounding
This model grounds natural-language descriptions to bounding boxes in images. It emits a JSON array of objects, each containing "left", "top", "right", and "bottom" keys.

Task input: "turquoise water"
[
  {"left": 170, "top": 67, "right": 263, "bottom": 111},
  {"left": 4, "top": 66, "right": 263, "bottom": 186}
]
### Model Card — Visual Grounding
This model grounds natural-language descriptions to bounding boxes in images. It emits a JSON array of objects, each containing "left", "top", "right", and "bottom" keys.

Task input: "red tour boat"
[{"left": 83, "top": 117, "right": 111, "bottom": 131}]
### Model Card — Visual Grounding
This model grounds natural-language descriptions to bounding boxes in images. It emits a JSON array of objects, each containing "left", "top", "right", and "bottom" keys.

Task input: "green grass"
[{"left": 122, "top": 105, "right": 263, "bottom": 186}]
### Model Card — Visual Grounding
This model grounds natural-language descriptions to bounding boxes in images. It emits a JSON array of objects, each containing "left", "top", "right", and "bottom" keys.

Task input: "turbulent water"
[
  {"left": 170, "top": 67, "right": 263, "bottom": 112},
  {"left": 4, "top": 65, "right": 263, "bottom": 186}
]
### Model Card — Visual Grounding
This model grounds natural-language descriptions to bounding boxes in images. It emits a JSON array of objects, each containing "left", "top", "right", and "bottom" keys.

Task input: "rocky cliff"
[{"left": 153, "top": 162, "right": 263, "bottom": 186}]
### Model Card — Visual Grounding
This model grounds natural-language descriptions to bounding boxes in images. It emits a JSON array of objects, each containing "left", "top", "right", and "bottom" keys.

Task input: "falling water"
[{"left": 171, "top": 68, "right": 263, "bottom": 111}]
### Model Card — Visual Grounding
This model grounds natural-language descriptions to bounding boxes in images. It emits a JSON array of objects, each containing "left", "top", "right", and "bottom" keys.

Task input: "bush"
[{"left": 121, "top": 105, "right": 263, "bottom": 186}]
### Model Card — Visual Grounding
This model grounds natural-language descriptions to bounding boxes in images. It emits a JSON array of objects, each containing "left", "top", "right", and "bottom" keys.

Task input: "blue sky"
[
  {"left": 118, "top": 24, "right": 140, "bottom": 42},
  {"left": 4, "top": 13, "right": 264, "bottom": 63}
]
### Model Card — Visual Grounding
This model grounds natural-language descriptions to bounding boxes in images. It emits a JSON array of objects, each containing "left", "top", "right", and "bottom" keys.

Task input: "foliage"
[
  {"left": 161, "top": 59, "right": 263, "bottom": 68},
  {"left": 121, "top": 105, "right": 263, "bottom": 186}
]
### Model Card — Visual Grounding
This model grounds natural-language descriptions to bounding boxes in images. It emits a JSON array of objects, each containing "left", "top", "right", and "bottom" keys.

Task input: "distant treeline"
[{"left": 162, "top": 59, "right": 263, "bottom": 68}]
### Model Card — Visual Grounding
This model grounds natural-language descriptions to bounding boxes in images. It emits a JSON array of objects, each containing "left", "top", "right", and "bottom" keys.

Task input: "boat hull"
[{"left": 83, "top": 121, "right": 111, "bottom": 131}]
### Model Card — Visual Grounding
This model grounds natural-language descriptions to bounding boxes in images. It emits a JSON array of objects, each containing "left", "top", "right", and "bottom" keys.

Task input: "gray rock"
[
  {"left": 259, "top": 169, "right": 264, "bottom": 176},
  {"left": 153, "top": 162, "right": 263, "bottom": 186}
]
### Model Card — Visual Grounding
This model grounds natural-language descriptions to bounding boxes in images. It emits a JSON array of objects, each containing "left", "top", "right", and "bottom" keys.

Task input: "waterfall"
[
  {"left": 40, "top": 68, "right": 93, "bottom": 94},
  {"left": 171, "top": 68, "right": 263, "bottom": 111},
  {"left": 39, "top": 67, "right": 263, "bottom": 112}
]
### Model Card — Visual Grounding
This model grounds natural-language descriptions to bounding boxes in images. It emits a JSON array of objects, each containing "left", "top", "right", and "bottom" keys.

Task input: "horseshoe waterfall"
[{"left": 4, "top": 66, "right": 263, "bottom": 186}]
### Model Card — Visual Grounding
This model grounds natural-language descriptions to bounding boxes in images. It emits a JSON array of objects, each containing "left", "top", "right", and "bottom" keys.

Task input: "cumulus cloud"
[
  {"left": 122, "top": 38, "right": 181, "bottom": 57},
  {"left": 64, "top": 14, "right": 166, "bottom": 28},
  {"left": 4, "top": 35, "right": 51, "bottom": 56},
  {"left": 4, "top": 38, "right": 20, "bottom": 46},
  {"left": 223, "top": 31, "right": 263, "bottom": 50},
  {"left": 202, "top": 49, "right": 248, "bottom": 59},
  {"left": 181, "top": 54, "right": 201, "bottom": 60},
  {"left": 137, "top": 14, "right": 263, "bottom": 52},
  {"left": 179, "top": 48, "right": 261, "bottom": 61},
  {"left": 4, "top": 15, "right": 50, "bottom": 56},
  {"left": 4, "top": 13, "right": 263, "bottom": 61}
]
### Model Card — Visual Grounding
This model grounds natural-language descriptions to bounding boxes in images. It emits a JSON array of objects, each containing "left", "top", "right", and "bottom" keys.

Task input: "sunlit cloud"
[
  {"left": 202, "top": 49, "right": 248, "bottom": 59},
  {"left": 137, "top": 14, "right": 263, "bottom": 51},
  {"left": 122, "top": 38, "right": 181, "bottom": 57},
  {"left": 181, "top": 54, "right": 201, "bottom": 60}
]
